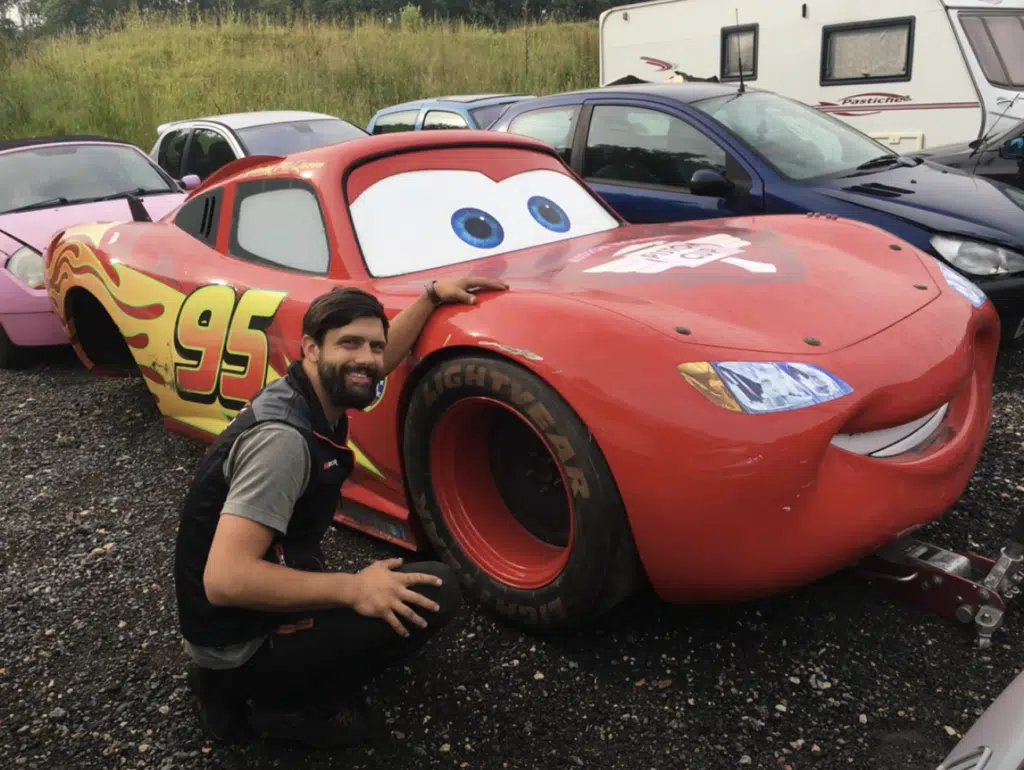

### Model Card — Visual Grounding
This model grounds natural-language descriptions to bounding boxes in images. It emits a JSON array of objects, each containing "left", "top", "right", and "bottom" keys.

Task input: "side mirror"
[
  {"left": 180, "top": 174, "right": 201, "bottom": 191},
  {"left": 689, "top": 169, "right": 735, "bottom": 198},
  {"left": 998, "top": 137, "right": 1024, "bottom": 161}
]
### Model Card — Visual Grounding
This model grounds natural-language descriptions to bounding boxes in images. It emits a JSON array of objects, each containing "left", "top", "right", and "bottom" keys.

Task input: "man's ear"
[{"left": 300, "top": 334, "right": 320, "bottom": 362}]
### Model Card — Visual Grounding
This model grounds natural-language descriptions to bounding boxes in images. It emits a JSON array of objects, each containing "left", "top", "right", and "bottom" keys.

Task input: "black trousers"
[{"left": 196, "top": 561, "right": 462, "bottom": 713}]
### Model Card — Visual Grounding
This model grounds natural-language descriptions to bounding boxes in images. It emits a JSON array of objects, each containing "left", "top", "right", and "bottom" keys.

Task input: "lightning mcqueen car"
[{"left": 41, "top": 130, "right": 999, "bottom": 631}]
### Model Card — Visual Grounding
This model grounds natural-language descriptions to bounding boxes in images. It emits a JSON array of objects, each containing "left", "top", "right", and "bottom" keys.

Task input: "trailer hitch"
[{"left": 854, "top": 512, "right": 1024, "bottom": 649}]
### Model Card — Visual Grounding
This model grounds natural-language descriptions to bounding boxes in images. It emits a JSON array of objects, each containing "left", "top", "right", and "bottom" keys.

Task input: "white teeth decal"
[{"left": 831, "top": 403, "right": 949, "bottom": 457}]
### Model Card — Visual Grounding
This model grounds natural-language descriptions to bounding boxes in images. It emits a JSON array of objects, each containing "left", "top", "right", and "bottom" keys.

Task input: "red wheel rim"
[{"left": 428, "top": 397, "right": 575, "bottom": 590}]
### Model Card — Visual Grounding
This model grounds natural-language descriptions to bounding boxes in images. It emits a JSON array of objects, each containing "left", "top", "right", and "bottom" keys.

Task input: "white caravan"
[{"left": 598, "top": 0, "right": 1024, "bottom": 153}]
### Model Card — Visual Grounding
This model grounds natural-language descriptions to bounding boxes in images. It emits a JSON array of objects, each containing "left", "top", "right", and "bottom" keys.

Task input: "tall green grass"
[{"left": 0, "top": 14, "right": 600, "bottom": 147}]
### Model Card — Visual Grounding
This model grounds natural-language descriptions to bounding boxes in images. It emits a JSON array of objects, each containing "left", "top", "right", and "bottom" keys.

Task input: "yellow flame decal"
[{"left": 50, "top": 236, "right": 384, "bottom": 477}]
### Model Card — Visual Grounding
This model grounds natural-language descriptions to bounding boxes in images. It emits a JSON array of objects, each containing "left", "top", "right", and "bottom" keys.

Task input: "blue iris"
[
  {"left": 527, "top": 196, "right": 570, "bottom": 233},
  {"left": 451, "top": 207, "right": 504, "bottom": 249}
]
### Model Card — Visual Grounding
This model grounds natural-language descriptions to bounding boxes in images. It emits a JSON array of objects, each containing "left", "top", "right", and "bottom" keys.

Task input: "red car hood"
[
  {"left": 0, "top": 193, "right": 185, "bottom": 254},
  {"left": 416, "top": 216, "right": 943, "bottom": 356}
]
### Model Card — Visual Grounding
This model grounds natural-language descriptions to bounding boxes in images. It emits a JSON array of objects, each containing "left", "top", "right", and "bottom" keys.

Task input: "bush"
[{"left": 399, "top": 4, "right": 423, "bottom": 30}]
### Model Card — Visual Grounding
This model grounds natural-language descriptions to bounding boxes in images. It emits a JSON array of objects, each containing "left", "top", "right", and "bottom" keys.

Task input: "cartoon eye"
[
  {"left": 527, "top": 196, "right": 571, "bottom": 233},
  {"left": 451, "top": 207, "right": 505, "bottom": 249}
]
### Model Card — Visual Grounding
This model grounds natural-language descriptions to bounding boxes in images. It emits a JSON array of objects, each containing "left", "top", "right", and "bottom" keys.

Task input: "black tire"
[
  {"left": 402, "top": 354, "right": 643, "bottom": 632},
  {"left": 0, "top": 323, "right": 25, "bottom": 369}
]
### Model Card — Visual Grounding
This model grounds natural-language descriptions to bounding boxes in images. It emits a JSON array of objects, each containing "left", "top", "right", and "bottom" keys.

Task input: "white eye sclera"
[{"left": 349, "top": 168, "right": 620, "bottom": 278}]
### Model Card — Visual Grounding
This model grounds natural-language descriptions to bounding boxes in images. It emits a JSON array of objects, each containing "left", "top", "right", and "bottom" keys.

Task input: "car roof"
[
  {"left": 433, "top": 93, "right": 529, "bottom": 104},
  {"left": 520, "top": 81, "right": 761, "bottom": 105},
  {"left": 0, "top": 135, "right": 135, "bottom": 154},
  {"left": 374, "top": 94, "right": 532, "bottom": 115},
  {"left": 186, "top": 129, "right": 566, "bottom": 198},
  {"left": 156, "top": 110, "right": 344, "bottom": 134}
]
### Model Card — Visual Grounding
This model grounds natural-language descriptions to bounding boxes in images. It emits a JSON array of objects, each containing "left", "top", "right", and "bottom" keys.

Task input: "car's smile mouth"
[{"left": 830, "top": 402, "right": 950, "bottom": 458}]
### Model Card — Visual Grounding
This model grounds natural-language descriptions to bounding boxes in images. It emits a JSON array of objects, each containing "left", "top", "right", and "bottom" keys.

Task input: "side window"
[
  {"left": 174, "top": 188, "right": 225, "bottom": 249},
  {"left": 959, "top": 12, "right": 1024, "bottom": 89},
  {"left": 181, "top": 129, "right": 238, "bottom": 180},
  {"left": 721, "top": 24, "right": 758, "bottom": 81},
  {"left": 229, "top": 178, "right": 330, "bottom": 274},
  {"left": 422, "top": 110, "right": 469, "bottom": 130},
  {"left": 372, "top": 110, "right": 420, "bottom": 134},
  {"left": 582, "top": 105, "right": 729, "bottom": 190},
  {"left": 507, "top": 106, "right": 580, "bottom": 164},
  {"left": 156, "top": 129, "right": 189, "bottom": 178},
  {"left": 821, "top": 17, "right": 914, "bottom": 85},
  {"left": 469, "top": 103, "right": 512, "bottom": 129}
]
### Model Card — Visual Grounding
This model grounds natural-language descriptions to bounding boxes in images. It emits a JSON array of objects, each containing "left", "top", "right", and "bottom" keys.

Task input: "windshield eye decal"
[
  {"left": 528, "top": 196, "right": 571, "bottom": 233},
  {"left": 451, "top": 207, "right": 505, "bottom": 249},
  {"left": 347, "top": 166, "right": 620, "bottom": 277}
]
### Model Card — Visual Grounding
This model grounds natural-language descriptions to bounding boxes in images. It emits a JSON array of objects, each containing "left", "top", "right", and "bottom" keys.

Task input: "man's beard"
[{"left": 318, "top": 360, "right": 381, "bottom": 410}]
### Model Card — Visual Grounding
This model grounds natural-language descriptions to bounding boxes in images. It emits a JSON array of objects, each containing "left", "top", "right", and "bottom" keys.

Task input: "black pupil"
[
  {"left": 539, "top": 203, "right": 559, "bottom": 224},
  {"left": 466, "top": 217, "right": 492, "bottom": 239}
]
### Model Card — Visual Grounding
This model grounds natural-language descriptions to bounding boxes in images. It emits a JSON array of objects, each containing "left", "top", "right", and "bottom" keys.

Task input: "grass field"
[{"left": 0, "top": 14, "right": 600, "bottom": 146}]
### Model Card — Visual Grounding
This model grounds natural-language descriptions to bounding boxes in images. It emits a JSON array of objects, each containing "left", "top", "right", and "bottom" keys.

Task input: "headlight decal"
[{"left": 678, "top": 361, "right": 853, "bottom": 414}]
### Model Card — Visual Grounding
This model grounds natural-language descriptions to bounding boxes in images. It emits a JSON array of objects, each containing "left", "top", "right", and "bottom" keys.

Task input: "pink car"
[{"left": 0, "top": 135, "right": 197, "bottom": 367}]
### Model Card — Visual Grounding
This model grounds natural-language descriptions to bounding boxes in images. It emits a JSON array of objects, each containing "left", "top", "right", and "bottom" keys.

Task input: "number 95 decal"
[{"left": 172, "top": 284, "right": 288, "bottom": 411}]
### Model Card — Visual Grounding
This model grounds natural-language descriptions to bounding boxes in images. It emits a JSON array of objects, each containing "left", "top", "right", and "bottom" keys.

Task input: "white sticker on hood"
[{"left": 584, "top": 234, "right": 776, "bottom": 275}]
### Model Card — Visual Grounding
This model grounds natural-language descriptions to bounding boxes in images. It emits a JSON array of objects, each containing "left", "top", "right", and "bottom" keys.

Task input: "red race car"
[{"left": 42, "top": 130, "right": 999, "bottom": 631}]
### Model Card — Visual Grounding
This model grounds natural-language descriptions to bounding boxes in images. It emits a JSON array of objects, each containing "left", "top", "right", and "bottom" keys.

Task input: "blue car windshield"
[{"left": 692, "top": 91, "right": 899, "bottom": 180}]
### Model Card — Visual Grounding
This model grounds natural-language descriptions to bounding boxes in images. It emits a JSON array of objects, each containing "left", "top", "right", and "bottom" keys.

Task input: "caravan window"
[
  {"left": 721, "top": 24, "right": 758, "bottom": 81},
  {"left": 959, "top": 12, "right": 1024, "bottom": 89},
  {"left": 820, "top": 17, "right": 914, "bottom": 85}
]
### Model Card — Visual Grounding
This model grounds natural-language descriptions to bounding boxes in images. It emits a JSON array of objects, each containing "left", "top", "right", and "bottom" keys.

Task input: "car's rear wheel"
[{"left": 402, "top": 354, "right": 643, "bottom": 632}]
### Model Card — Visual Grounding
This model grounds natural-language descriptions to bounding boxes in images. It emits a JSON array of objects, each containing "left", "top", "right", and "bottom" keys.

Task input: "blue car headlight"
[
  {"left": 677, "top": 361, "right": 853, "bottom": 414},
  {"left": 935, "top": 260, "right": 987, "bottom": 308}
]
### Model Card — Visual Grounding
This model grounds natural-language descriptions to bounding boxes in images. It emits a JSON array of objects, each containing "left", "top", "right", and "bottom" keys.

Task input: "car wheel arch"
[
  {"left": 395, "top": 342, "right": 555, "bottom": 475},
  {"left": 63, "top": 286, "right": 138, "bottom": 375}
]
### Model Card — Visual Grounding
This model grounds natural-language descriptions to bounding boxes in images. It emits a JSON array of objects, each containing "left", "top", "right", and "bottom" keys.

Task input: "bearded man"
[{"left": 172, "top": 278, "right": 507, "bottom": 749}]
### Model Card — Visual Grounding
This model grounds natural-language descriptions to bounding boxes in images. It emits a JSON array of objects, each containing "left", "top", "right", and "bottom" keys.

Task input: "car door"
[
  {"left": 179, "top": 127, "right": 241, "bottom": 181},
  {"left": 570, "top": 100, "right": 764, "bottom": 224},
  {"left": 153, "top": 127, "right": 190, "bottom": 180}
]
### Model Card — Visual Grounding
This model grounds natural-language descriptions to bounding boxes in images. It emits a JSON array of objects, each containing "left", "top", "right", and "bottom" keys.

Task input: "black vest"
[{"left": 173, "top": 361, "right": 355, "bottom": 648}]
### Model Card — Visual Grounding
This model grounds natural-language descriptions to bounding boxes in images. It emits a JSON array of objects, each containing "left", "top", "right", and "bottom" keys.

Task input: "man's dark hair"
[{"left": 301, "top": 287, "right": 390, "bottom": 348}]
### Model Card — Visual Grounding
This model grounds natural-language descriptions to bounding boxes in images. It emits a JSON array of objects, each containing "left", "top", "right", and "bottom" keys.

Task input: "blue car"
[
  {"left": 367, "top": 93, "right": 535, "bottom": 134},
  {"left": 489, "top": 82, "right": 1024, "bottom": 343}
]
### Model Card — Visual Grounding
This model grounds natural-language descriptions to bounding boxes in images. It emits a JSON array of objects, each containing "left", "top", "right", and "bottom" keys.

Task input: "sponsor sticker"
[{"left": 583, "top": 234, "right": 777, "bottom": 275}]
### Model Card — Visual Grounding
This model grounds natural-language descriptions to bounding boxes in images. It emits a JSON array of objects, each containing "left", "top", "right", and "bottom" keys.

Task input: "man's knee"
[{"left": 399, "top": 561, "right": 462, "bottom": 624}]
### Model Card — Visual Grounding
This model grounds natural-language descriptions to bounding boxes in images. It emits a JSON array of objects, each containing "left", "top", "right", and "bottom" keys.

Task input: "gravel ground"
[{"left": 2, "top": 346, "right": 1024, "bottom": 770}]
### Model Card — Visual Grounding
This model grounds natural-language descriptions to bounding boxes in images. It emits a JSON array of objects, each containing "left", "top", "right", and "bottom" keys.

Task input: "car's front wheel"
[
  {"left": 402, "top": 354, "right": 643, "bottom": 632},
  {"left": 0, "top": 323, "right": 25, "bottom": 369}
]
